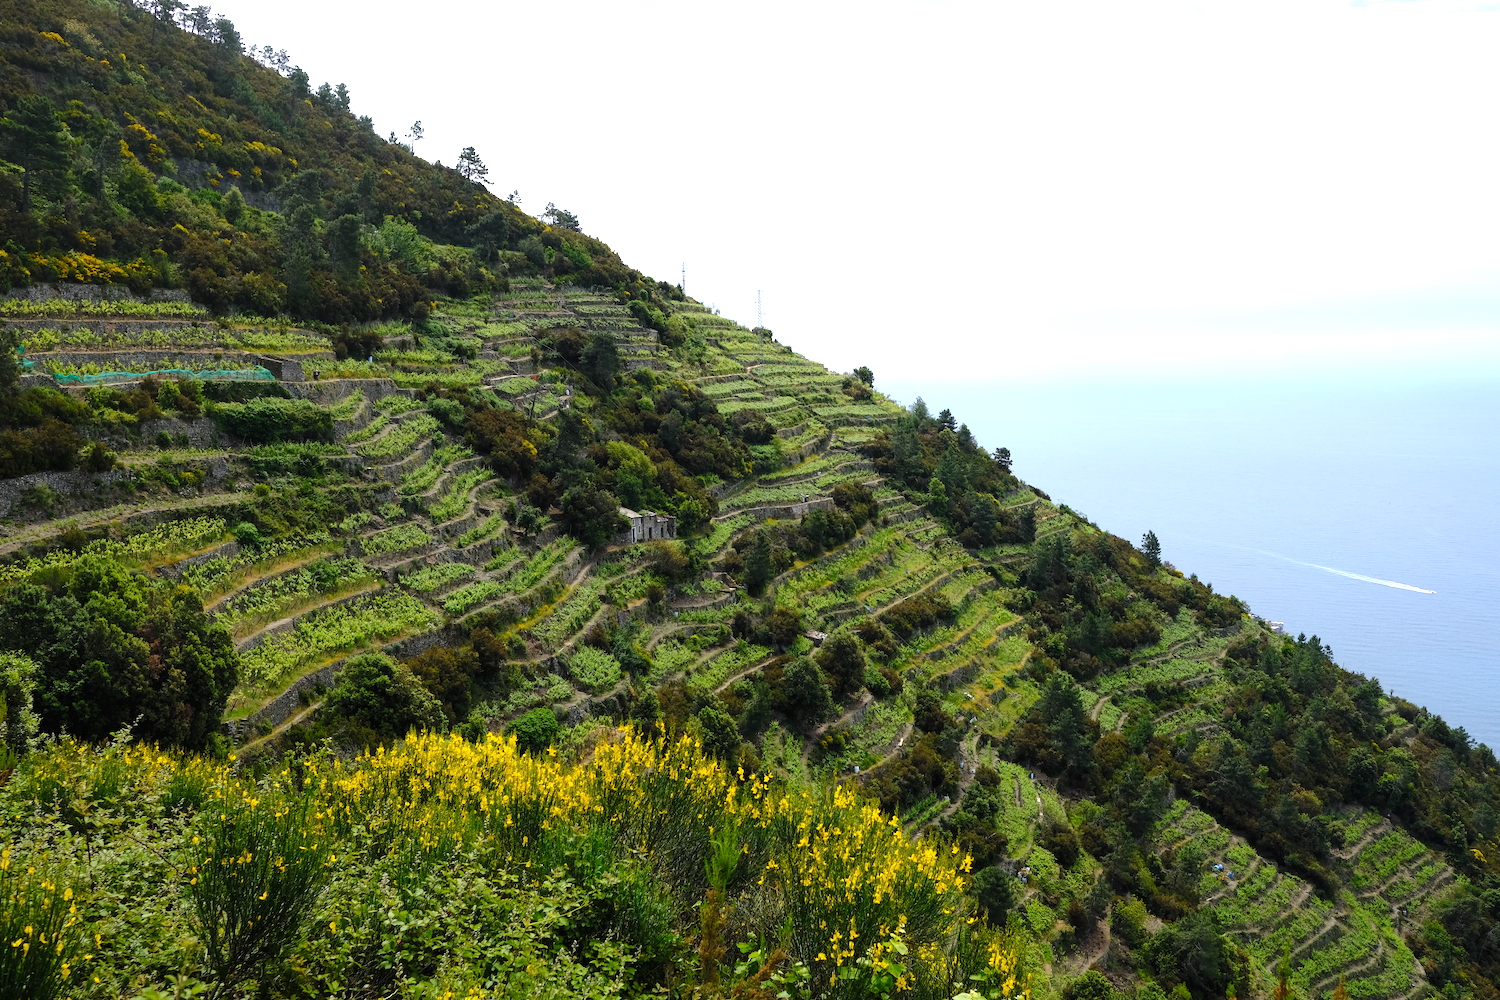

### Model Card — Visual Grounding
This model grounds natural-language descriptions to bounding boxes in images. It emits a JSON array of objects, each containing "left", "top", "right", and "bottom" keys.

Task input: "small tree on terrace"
[
  {"left": 853, "top": 366, "right": 874, "bottom": 386},
  {"left": 466, "top": 211, "right": 509, "bottom": 261},
  {"left": 782, "top": 657, "right": 833, "bottom": 723},
  {"left": 743, "top": 531, "right": 773, "bottom": 595},
  {"left": 816, "top": 630, "right": 867, "bottom": 696},
  {"left": 509, "top": 706, "right": 560, "bottom": 753},
  {"left": 581, "top": 330, "right": 621, "bottom": 392},
  {"left": 558, "top": 484, "right": 626, "bottom": 549},
  {"left": 323, "top": 654, "right": 443, "bottom": 741}
]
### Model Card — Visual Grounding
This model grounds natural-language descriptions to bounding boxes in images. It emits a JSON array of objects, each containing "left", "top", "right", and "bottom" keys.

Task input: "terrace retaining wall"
[
  {"left": 4, "top": 282, "right": 191, "bottom": 303},
  {"left": 0, "top": 467, "right": 135, "bottom": 519}
]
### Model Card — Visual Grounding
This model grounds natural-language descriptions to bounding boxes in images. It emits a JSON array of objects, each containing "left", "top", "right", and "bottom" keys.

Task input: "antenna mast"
[
  {"left": 757, "top": 290, "right": 762, "bottom": 328},
  {"left": 680, "top": 263, "right": 685, "bottom": 294}
]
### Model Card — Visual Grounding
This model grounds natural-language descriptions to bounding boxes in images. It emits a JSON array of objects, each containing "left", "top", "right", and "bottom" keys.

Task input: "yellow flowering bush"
[
  {"left": 0, "top": 731, "right": 1029, "bottom": 999},
  {"left": 21, "top": 252, "right": 155, "bottom": 292},
  {"left": 0, "top": 858, "right": 86, "bottom": 1000}
]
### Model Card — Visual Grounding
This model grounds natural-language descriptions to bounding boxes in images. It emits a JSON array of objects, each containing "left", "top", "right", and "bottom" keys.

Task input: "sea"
[{"left": 884, "top": 372, "right": 1500, "bottom": 750}]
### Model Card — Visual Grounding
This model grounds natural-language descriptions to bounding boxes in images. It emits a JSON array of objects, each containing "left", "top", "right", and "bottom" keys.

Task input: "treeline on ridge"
[{"left": 0, "top": 0, "right": 682, "bottom": 323}]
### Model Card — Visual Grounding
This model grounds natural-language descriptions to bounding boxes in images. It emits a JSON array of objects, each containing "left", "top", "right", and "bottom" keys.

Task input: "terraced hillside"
[
  {"left": 7, "top": 278, "right": 1499, "bottom": 999},
  {"left": 8, "top": 0, "right": 1500, "bottom": 994}
]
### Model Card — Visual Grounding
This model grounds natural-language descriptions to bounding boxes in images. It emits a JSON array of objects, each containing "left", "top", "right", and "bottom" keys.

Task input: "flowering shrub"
[
  {"left": 0, "top": 731, "right": 1027, "bottom": 998},
  {"left": 0, "top": 856, "right": 87, "bottom": 1000},
  {"left": 21, "top": 252, "right": 156, "bottom": 293}
]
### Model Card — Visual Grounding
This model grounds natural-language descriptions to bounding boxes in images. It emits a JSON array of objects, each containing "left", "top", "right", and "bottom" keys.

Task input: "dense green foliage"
[
  {"left": 865, "top": 397, "right": 1028, "bottom": 548},
  {"left": 320, "top": 652, "right": 443, "bottom": 744},
  {"left": 0, "top": 556, "right": 235, "bottom": 746},
  {"left": 0, "top": 0, "right": 673, "bottom": 321},
  {"left": 210, "top": 395, "right": 332, "bottom": 442},
  {"left": 1018, "top": 529, "right": 1241, "bottom": 681},
  {"left": 457, "top": 367, "right": 759, "bottom": 545},
  {"left": 0, "top": 384, "right": 94, "bottom": 476}
]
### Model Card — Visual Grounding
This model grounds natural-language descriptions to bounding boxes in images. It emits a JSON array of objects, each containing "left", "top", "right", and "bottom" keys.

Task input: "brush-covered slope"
[
  {"left": 3, "top": 4, "right": 1500, "bottom": 1000},
  {"left": 0, "top": 0, "right": 655, "bottom": 325}
]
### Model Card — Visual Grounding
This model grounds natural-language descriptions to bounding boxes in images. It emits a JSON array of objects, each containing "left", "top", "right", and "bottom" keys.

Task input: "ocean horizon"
[{"left": 886, "top": 369, "right": 1500, "bottom": 750}]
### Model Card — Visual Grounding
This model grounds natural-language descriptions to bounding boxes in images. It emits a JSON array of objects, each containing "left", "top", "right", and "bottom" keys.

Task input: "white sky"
[{"left": 210, "top": 0, "right": 1500, "bottom": 383}]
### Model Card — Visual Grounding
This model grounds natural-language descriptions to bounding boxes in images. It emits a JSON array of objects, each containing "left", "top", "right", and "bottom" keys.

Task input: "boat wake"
[
  {"left": 1291, "top": 560, "right": 1436, "bottom": 594},
  {"left": 1193, "top": 537, "right": 1437, "bottom": 594}
]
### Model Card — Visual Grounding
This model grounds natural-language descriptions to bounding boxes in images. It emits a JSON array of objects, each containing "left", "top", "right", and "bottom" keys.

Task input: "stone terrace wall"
[
  {"left": 0, "top": 468, "right": 134, "bottom": 519},
  {"left": 4, "top": 282, "right": 191, "bottom": 303}
]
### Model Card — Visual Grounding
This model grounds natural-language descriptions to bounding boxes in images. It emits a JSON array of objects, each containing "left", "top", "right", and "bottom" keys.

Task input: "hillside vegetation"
[
  {"left": 0, "top": 0, "right": 664, "bottom": 325},
  {"left": 3, "top": 3, "right": 1500, "bottom": 1000}
]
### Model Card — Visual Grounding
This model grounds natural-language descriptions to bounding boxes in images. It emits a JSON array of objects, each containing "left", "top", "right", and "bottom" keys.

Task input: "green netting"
[{"left": 53, "top": 366, "right": 276, "bottom": 386}]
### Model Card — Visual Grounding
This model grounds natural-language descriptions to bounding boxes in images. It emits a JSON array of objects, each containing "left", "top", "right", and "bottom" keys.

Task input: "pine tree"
[
  {"left": 457, "top": 146, "right": 489, "bottom": 185},
  {"left": 543, "top": 202, "right": 581, "bottom": 231},
  {"left": 1142, "top": 530, "right": 1162, "bottom": 569},
  {"left": 0, "top": 95, "right": 70, "bottom": 211},
  {"left": 935, "top": 438, "right": 968, "bottom": 496}
]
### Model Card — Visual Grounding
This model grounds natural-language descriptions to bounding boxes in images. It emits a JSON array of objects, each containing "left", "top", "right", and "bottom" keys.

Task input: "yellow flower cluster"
[
  {"left": 22, "top": 251, "right": 155, "bottom": 288},
  {"left": 303, "top": 729, "right": 970, "bottom": 973},
  {"left": 6, "top": 732, "right": 1031, "bottom": 998},
  {"left": 0, "top": 852, "right": 89, "bottom": 989}
]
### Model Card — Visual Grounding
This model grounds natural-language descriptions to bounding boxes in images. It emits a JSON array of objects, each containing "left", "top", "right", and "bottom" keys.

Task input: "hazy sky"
[{"left": 210, "top": 0, "right": 1500, "bottom": 384}]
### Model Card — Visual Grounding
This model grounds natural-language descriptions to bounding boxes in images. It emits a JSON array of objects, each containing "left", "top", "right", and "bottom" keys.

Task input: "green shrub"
[
  {"left": 187, "top": 793, "right": 330, "bottom": 993},
  {"left": 322, "top": 653, "right": 444, "bottom": 741},
  {"left": 0, "top": 421, "right": 84, "bottom": 478},
  {"left": 211, "top": 397, "right": 333, "bottom": 443},
  {"left": 425, "top": 395, "right": 465, "bottom": 427},
  {"left": 508, "top": 707, "right": 560, "bottom": 753},
  {"left": 973, "top": 865, "right": 1019, "bottom": 925},
  {"left": 202, "top": 381, "right": 291, "bottom": 404}
]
